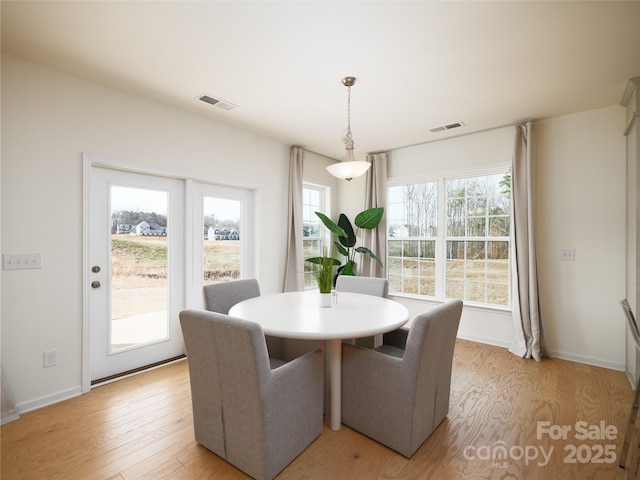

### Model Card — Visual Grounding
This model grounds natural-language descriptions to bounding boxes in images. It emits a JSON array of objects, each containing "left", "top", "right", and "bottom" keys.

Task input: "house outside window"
[
  {"left": 388, "top": 168, "right": 511, "bottom": 308},
  {"left": 303, "top": 183, "right": 328, "bottom": 288}
]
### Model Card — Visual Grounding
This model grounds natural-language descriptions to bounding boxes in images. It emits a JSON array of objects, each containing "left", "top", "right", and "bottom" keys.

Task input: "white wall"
[
  {"left": 389, "top": 127, "right": 514, "bottom": 177},
  {"left": 536, "top": 106, "right": 626, "bottom": 369},
  {"left": 1, "top": 54, "right": 291, "bottom": 410}
]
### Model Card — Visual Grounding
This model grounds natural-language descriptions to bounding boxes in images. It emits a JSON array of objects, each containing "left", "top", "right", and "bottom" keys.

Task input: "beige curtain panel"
[
  {"left": 361, "top": 152, "right": 388, "bottom": 278},
  {"left": 283, "top": 146, "right": 304, "bottom": 292},
  {"left": 509, "top": 122, "right": 545, "bottom": 361}
]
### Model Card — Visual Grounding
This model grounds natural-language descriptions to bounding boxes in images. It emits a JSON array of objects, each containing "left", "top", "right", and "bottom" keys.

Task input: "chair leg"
[
  {"left": 628, "top": 428, "right": 640, "bottom": 480},
  {"left": 621, "top": 376, "right": 640, "bottom": 469}
]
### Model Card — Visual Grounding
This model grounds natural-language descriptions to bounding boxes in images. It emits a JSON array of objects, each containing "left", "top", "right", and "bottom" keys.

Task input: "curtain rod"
[
  {"left": 389, "top": 119, "right": 533, "bottom": 153},
  {"left": 298, "top": 147, "right": 339, "bottom": 162},
  {"left": 297, "top": 119, "right": 532, "bottom": 158}
]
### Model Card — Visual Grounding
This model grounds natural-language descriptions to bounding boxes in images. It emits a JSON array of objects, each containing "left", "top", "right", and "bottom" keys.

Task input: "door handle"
[
  {"left": 91, "top": 281, "right": 101, "bottom": 289},
  {"left": 92, "top": 266, "right": 101, "bottom": 273}
]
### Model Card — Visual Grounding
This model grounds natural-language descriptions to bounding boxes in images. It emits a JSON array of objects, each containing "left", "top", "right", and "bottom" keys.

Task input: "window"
[
  {"left": 445, "top": 173, "right": 510, "bottom": 305},
  {"left": 388, "top": 182, "right": 438, "bottom": 296},
  {"left": 388, "top": 169, "right": 511, "bottom": 307},
  {"left": 302, "top": 184, "right": 326, "bottom": 288}
]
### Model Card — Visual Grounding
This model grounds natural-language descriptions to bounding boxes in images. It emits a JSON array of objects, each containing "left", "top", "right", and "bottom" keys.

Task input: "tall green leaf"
[
  {"left": 337, "top": 214, "right": 356, "bottom": 248},
  {"left": 334, "top": 241, "right": 348, "bottom": 257},
  {"left": 354, "top": 207, "right": 384, "bottom": 229},
  {"left": 315, "top": 212, "right": 347, "bottom": 238},
  {"left": 306, "top": 256, "right": 341, "bottom": 266},
  {"left": 355, "top": 246, "right": 384, "bottom": 268}
]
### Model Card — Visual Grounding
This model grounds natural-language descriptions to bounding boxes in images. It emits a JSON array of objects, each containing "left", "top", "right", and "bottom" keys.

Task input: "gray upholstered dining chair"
[
  {"left": 335, "top": 275, "right": 389, "bottom": 298},
  {"left": 341, "top": 299, "right": 463, "bottom": 458},
  {"left": 202, "top": 278, "right": 261, "bottom": 314},
  {"left": 203, "top": 278, "right": 284, "bottom": 361},
  {"left": 179, "top": 309, "right": 324, "bottom": 480},
  {"left": 336, "top": 275, "right": 389, "bottom": 348}
]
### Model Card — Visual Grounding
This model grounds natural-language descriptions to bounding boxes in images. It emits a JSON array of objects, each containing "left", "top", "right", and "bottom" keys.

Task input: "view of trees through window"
[
  {"left": 303, "top": 185, "right": 324, "bottom": 288},
  {"left": 388, "top": 171, "right": 511, "bottom": 307},
  {"left": 388, "top": 181, "right": 438, "bottom": 296},
  {"left": 445, "top": 173, "right": 510, "bottom": 305}
]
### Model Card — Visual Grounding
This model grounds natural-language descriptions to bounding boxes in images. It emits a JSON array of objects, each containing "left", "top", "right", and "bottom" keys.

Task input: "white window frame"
[
  {"left": 387, "top": 180, "right": 439, "bottom": 298},
  {"left": 387, "top": 164, "right": 511, "bottom": 309}
]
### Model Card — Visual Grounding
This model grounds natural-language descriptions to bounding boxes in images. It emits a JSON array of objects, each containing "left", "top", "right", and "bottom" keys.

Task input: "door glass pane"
[
  {"left": 110, "top": 186, "right": 169, "bottom": 352},
  {"left": 203, "top": 196, "right": 241, "bottom": 284}
]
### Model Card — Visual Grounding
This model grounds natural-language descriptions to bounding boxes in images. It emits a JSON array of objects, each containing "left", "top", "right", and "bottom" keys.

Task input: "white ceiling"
[{"left": 2, "top": 1, "right": 640, "bottom": 160}]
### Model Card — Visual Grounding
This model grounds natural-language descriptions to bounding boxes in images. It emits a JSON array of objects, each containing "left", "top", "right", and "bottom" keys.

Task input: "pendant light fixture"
[{"left": 326, "top": 76, "right": 371, "bottom": 181}]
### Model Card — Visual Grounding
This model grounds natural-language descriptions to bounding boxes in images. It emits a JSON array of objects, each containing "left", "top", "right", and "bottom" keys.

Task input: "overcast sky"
[{"left": 111, "top": 186, "right": 240, "bottom": 221}]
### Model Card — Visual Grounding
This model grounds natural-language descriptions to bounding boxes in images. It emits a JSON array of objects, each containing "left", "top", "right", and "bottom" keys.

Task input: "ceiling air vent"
[
  {"left": 430, "top": 121, "right": 464, "bottom": 133},
  {"left": 197, "top": 93, "right": 237, "bottom": 111}
]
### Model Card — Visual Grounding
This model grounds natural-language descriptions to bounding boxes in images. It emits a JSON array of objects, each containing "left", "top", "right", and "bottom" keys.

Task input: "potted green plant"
[
  {"left": 314, "top": 207, "right": 384, "bottom": 277},
  {"left": 306, "top": 248, "right": 340, "bottom": 307}
]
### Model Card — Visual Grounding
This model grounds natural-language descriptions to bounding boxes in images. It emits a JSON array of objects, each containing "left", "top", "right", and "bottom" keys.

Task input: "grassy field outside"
[
  {"left": 203, "top": 239, "right": 240, "bottom": 283},
  {"left": 110, "top": 235, "right": 241, "bottom": 321},
  {"left": 111, "top": 235, "right": 241, "bottom": 281},
  {"left": 387, "top": 256, "right": 509, "bottom": 305}
]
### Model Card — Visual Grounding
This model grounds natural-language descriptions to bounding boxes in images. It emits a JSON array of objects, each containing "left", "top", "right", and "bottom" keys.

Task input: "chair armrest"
[
  {"left": 342, "top": 343, "right": 404, "bottom": 389},
  {"left": 267, "top": 349, "right": 324, "bottom": 407},
  {"left": 383, "top": 327, "right": 409, "bottom": 350}
]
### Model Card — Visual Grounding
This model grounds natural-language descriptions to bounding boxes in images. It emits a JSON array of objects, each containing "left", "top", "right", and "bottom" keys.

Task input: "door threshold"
[{"left": 91, "top": 355, "right": 186, "bottom": 387}]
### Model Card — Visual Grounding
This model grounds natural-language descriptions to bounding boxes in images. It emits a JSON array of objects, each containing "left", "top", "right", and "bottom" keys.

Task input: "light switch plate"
[
  {"left": 3, "top": 253, "right": 42, "bottom": 270},
  {"left": 560, "top": 249, "right": 575, "bottom": 261}
]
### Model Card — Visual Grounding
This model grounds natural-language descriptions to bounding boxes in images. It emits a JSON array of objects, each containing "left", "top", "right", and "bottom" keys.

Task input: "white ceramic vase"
[{"left": 319, "top": 292, "right": 332, "bottom": 308}]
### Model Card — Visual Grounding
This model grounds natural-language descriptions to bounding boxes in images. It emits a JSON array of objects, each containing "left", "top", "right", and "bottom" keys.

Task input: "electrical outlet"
[
  {"left": 44, "top": 350, "right": 58, "bottom": 368},
  {"left": 560, "top": 249, "right": 575, "bottom": 261}
]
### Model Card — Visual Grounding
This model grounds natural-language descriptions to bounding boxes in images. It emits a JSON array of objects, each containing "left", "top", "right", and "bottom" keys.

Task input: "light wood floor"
[{"left": 1, "top": 339, "right": 635, "bottom": 479}]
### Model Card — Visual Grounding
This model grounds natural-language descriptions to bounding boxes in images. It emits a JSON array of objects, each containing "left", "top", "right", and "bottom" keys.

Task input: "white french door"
[
  {"left": 185, "top": 181, "right": 255, "bottom": 308},
  {"left": 89, "top": 167, "right": 185, "bottom": 382}
]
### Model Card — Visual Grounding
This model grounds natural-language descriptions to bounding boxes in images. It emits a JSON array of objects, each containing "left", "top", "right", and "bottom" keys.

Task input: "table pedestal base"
[{"left": 326, "top": 339, "right": 342, "bottom": 431}]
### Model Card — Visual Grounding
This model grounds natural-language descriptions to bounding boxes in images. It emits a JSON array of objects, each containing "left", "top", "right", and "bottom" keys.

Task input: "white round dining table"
[{"left": 229, "top": 289, "right": 409, "bottom": 431}]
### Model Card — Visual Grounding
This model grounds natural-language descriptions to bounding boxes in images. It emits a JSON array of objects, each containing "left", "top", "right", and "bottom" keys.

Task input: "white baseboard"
[
  {"left": 457, "top": 332, "right": 511, "bottom": 349},
  {"left": 545, "top": 348, "right": 624, "bottom": 372},
  {"left": 1, "top": 410, "right": 20, "bottom": 425},
  {"left": 15, "top": 385, "right": 82, "bottom": 415},
  {"left": 626, "top": 361, "right": 637, "bottom": 390},
  {"left": 457, "top": 334, "right": 625, "bottom": 372}
]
